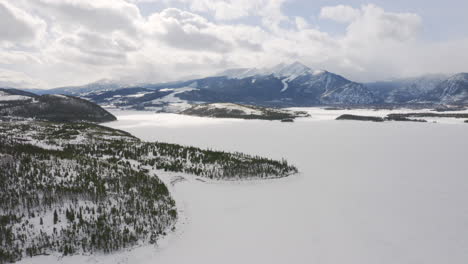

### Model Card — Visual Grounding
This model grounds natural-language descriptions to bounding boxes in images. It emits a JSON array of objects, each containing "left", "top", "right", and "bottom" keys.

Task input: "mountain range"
[{"left": 14, "top": 62, "right": 468, "bottom": 112}]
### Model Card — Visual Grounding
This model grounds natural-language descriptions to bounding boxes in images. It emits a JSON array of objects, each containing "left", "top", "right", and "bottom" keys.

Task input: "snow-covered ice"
[{"left": 20, "top": 108, "right": 468, "bottom": 264}]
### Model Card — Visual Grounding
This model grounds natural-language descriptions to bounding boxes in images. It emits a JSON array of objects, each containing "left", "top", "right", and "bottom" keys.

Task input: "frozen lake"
[{"left": 22, "top": 108, "right": 468, "bottom": 264}]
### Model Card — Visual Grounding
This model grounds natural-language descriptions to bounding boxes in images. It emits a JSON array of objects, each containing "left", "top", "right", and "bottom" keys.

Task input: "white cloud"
[
  {"left": 0, "top": 51, "right": 43, "bottom": 65},
  {"left": 0, "top": 1, "right": 466, "bottom": 88},
  {"left": 147, "top": 8, "right": 233, "bottom": 52},
  {"left": 320, "top": 4, "right": 421, "bottom": 41},
  {"left": 132, "top": 0, "right": 289, "bottom": 30},
  {"left": 32, "top": 0, "right": 144, "bottom": 36},
  {"left": 0, "top": 0, "right": 46, "bottom": 46},
  {"left": 0, "top": 68, "right": 46, "bottom": 88},
  {"left": 313, "top": 4, "right": 424, "bottom": 81},
  {"left": 54, "top": 29, "right": 140, "bottom": 65},
  {"left": 183, "top": 0, "right": 253, "bottom": 20},
  {"left": 320, "top": 5, "right": 361, "bottom": 23},
  {"left": 345, "top": 4, "right": 422, "bottom": 42},
  {"left": 295, "top": 17, "right": 309, "bottom": 30}
]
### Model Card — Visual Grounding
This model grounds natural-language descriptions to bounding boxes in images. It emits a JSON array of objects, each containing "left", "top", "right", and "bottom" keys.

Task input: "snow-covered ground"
[
  {"left": 288, "top": 107, "right": 468, "bottom": 124},
  {"left": 186, "top": 103, "right": 268, "bottom": 116},
  {"left": 0, "top": 91, "right": 32, "bottom": 101},
  {"left": 20, "top": 108, "right": 468, "bottom": 264}
]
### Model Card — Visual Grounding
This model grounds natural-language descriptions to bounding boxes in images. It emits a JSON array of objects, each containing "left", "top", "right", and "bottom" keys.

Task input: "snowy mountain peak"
[
  {"left": 90, "top": 78, "right": 137, "bottom": 87},
  {"left": 447, "top": 73, "right": 468, "bottom": 82},
  {"left": 313, "top": 69, "right": 327, "bottom": 76},
  {"left": 92, "top": 78, "right": 115, "bottom": 85},
  {"left": 269, "top": 62, "right": 312, "bottom": 78},
  {"left": 217, "top": 67, "right": 263, "bottom": 79},
  {"left": 219, "top": 61, "right": 313, "bottom": 80}
]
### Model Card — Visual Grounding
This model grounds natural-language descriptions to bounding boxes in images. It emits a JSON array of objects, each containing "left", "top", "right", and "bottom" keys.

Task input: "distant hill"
[{"left": 0, "top": 89, "right": 116, "bottom": 122}]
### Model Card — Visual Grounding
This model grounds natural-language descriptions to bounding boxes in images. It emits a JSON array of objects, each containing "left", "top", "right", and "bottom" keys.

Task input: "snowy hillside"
[
  {"left": 82, "top": 86, "right": 200, "bottom": 113},
  {"left": 0, "top": 92, "right": 32, "bottom": 102},
  {"left": 428, "top": 73, "right": 468, "bottom": 104},
  {"left": 0, "top": 91, "right": 116, "bottom": 122},
  {"left": 0, "top": 88, "right": 37, "bottom": 104},
  {"left": 218, "top": 61, "right": 313, "bottom": 81},
  {"left": 367, "top": 74, "right": 447, "bottom": 103},
  {"left": 181, "top": 103, "right": 309, "bottom": 120}
]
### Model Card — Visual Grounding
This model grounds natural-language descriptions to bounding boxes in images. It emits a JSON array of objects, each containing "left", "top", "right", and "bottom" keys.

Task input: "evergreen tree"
[{"left": 53, "top": 210, "right": 58, "bottom": 225}]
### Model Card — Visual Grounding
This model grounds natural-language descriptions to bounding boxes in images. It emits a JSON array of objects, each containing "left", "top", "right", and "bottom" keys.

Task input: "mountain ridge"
[{"left": 11, "top": 62, "right": 468, "bottom": 110}]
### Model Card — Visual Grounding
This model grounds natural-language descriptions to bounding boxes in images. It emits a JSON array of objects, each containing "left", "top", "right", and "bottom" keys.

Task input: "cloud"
[
  {"left": 312, "top": 4, "right": 424, "bottom": 81},
  {"left": 32, "top": 0, "right": 143, "bottom": 36},
  {"left": 0, "top": 68, "right": 46, "bottom": 88},
  {"left": 320, "top": 5, "right": 361, "bottom": 23},
  {"left": 320, "top": 4, "right": 421, "bottom": 42},
  {"left": 0, "top": 51, "right": 43, "bottom": 65},
  {"left": 0, "top": 1, "right": 466, "bottom": 88},
  {"left": 147, "top": 8, "right": 233, "bottom": 52},
  {"left": 183, "top": 0, "right": 253, "bottom": 20},
  {"left": 346, "top": 4, "right": 422, "bottom": 42},
  {"left": 132, "top": 0, "right": 289, "bottom": 30},
  {"left": 52, "top": 29, "right": 140, "bottom": 65},
  {"left": 0, "top": 0, "right": 46, "bottom": 46}
]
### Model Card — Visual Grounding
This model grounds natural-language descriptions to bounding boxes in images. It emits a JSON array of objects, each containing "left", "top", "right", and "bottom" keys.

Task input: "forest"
[{"left": 0, "top": 120, "right": 297, "bottom": 263}]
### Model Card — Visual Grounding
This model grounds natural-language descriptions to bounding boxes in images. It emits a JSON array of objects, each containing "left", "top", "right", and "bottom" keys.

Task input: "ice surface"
[{"left": 20, "top": 108, "right": 468, "bottom": 264}]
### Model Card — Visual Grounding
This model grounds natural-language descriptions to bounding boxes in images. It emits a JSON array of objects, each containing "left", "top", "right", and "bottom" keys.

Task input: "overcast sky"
[{"left": 1, "top": 0, "right": 467, "bottom": 89}]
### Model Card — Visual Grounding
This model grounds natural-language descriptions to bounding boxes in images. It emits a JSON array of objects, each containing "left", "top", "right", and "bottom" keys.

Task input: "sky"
[{"left": 1, "top": 0, "right": 468, "bottom": 89}]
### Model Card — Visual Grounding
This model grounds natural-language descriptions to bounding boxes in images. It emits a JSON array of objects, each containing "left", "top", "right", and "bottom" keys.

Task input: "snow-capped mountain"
[
  {"left": 19, "top": 63, "right": 468, "bottom": 111},
  {"left": 367, "top": 74, "right": 447, "bottom": 103},
  {"left": 215, "top": 62, "right": 376, "bottom": 105},
  {"left": 427, "top": 73, "right": 468, "bottom": 104},
  {"left": 367, "top": 73, "right": 468, "bottom": 105},
  {"left": 81, "top": 62, "right": 376, "bottom": 111},
  {"left": 218, "top": 61, "right": 313, "bottom": 80}
]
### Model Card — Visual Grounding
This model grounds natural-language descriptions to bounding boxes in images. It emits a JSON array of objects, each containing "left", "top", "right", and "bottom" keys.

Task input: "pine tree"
[{"left": 53, "top": 210, "right": 58, "bottom": 224}]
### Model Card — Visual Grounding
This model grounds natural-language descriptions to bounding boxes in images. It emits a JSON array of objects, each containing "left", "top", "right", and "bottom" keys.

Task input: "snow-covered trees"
[{"left": 0, "top": 120, "right": 297, "bottom": 262}]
